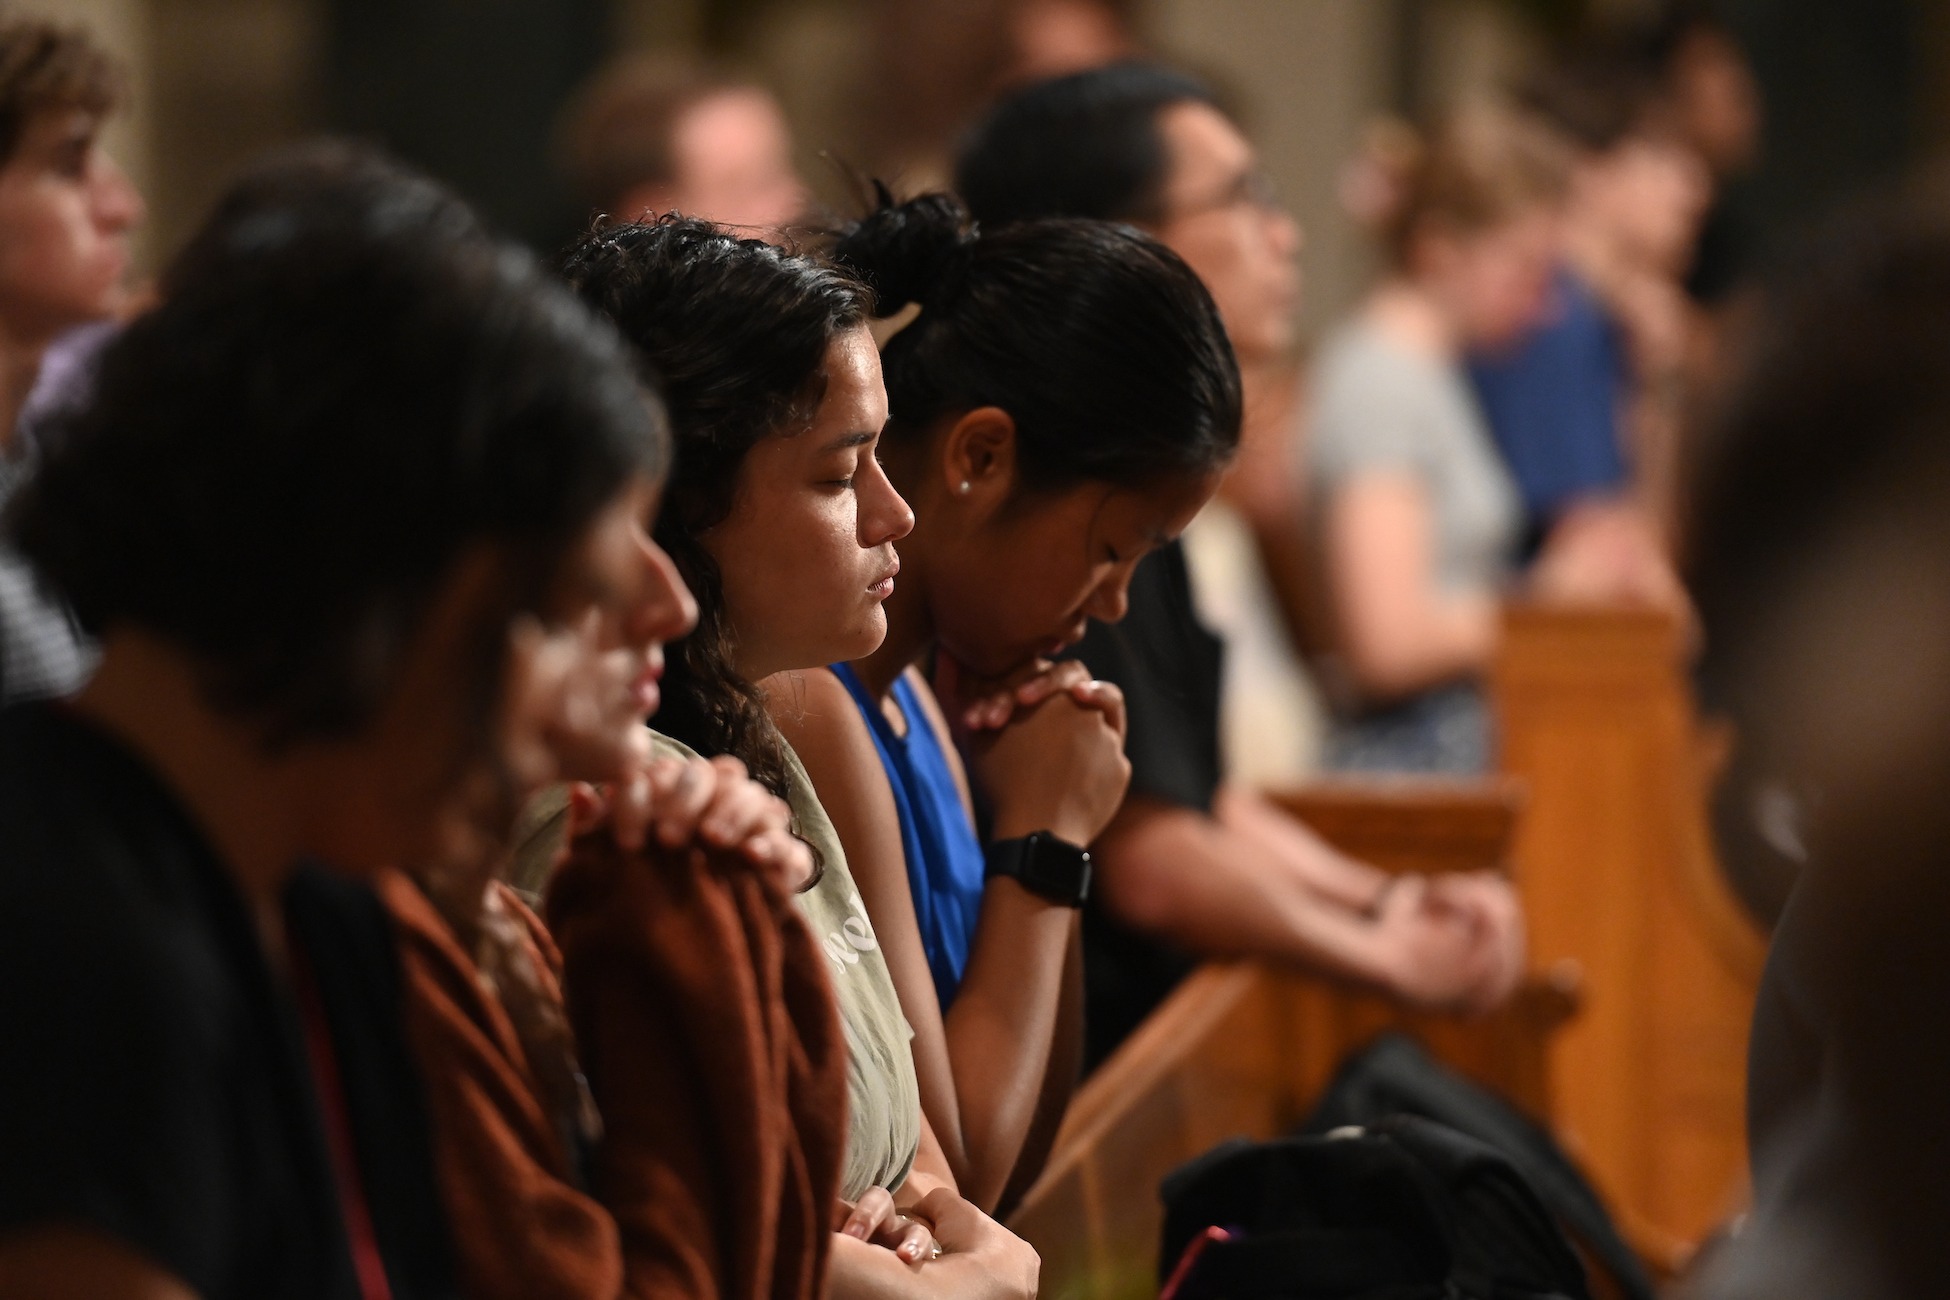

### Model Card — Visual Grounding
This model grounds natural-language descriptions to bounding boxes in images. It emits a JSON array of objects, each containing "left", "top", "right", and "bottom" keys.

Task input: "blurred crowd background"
[{"left": 49, "top": 0, "right": 1946, "bottom": 333}]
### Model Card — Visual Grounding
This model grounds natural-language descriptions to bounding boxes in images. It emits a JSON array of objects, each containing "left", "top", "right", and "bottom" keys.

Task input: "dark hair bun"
[{"left": 831, "top": 186, "right": 976, "bottom": 317}]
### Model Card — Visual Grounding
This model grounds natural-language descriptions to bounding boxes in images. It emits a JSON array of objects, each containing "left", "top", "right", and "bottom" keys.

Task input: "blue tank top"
[{"left": 831, "top": 662, "right": 986, "bottom": 1008}]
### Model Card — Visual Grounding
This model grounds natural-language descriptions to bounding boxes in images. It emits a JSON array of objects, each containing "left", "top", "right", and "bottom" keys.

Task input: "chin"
[{"left": 952, "top": 641, "right": 1032, "bottom": 680}]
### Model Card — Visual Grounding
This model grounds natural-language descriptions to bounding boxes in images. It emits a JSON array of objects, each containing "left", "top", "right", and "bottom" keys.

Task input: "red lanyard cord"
[{"left": 292, "top": 950, "right": 397, "bottom": 1300}]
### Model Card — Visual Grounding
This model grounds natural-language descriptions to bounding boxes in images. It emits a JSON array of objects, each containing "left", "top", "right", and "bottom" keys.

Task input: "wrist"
[{"left": 990, "top": 807, "right": 1093, "bottom": 845}]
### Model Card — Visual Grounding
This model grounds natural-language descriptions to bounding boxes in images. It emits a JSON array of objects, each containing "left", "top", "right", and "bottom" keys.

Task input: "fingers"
[
  {"left": 958, "top": 658, "right": 1068, "bottom": 731},
  {"left": 745, "top": 828, "right": 816, "bottom": 893},
  {"left": 1013, "top": 660, "right": 1092, "bottom": 710},
  {"left": 697, "top": 765, "right": 783, "bottom": 850},
  {"left": 586, "top": 749, "right": 814, "bottom": 891},
  {"left": 890, "top": 1217, "right": 938, "bottom": 1266},
  {"left": 910, "top": 1187, "right": 982, "bottom": 1253},
  {"left": 836, "top": 1189, "right": 940, "bottom": 1267},
  {"left": 838, "top": 1187, "right": 898, "bottom": 1241},
  {"left": 1068, "top": 677, "right": 1127, "bottom": 741},
  {"left": 610, "top": 762, "right": 657, "bottom": 852},
  {"left": 563, "top": 782, "right": 606, "bottom": 840},
  {"left": 645, "top": 756, "right": 720, "bottom": 849}
]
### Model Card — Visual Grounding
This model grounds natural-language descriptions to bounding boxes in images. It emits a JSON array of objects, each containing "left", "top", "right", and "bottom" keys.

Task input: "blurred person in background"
[
  {"left": 860, "top": 0, "right": 1139, "bottom": 188},
  {"left": 957, "top": 65, "right": 1523, "bottom": 1072},
  {"left": 1310, "top": 102, "right": 1602, "bottom": 775},
  {"left": 1001, "top": 0, "right": 1139, "bottom": 86},
  {"left": 1465, "top": 38, "right": 1707, "bottom": 589},
  {"left": 1640, "top": 1, "right": 1762, "bottom": 312},
  {"left": 962, "top": 62, "right": 1326, "bottom": 789},
  {"left": 1682, "top": 189, "right": 1950, "bottom": 1300},
  {"left": 0, "top": 13, "right": 142, "bottom": 705},
  {"left": 556, "top": 55, "right": 808, "bottom": 240}
]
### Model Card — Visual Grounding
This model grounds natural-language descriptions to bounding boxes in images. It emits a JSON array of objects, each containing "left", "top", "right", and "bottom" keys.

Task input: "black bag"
[
  {"left": 1303, "top": 1034, "right": 1655, "bottom": 1300},
  {"left": 1159, "top": 1113, "right": 1592, "bottom": 1299}
]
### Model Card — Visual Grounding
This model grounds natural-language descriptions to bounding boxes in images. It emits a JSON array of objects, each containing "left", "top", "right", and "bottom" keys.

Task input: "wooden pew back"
[{"left": 1492, "top": 603, "right": 1765, "bottom": 1262}]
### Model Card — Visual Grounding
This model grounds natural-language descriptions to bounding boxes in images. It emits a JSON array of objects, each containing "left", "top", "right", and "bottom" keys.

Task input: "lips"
[
  {"left": 631, "top": 655, "right": 664, "bottom": 715},
  {"left": 1042, "top": 622, "right": 1089, "bottom": 658},
  {"left": 868, "top": 556, "right": 900, "bottom": 601}
]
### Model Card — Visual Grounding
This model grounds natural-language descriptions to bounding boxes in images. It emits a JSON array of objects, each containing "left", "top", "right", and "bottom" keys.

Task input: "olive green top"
[
  {"left": 505, "top": 732, "right": 920, "bottom": 1199},
  {"left": 775, "top": 735, "right": 921, "bottom": 1198}
]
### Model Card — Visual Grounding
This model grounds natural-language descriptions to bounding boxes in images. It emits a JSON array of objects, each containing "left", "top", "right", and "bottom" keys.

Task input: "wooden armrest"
[
  {"left": 1043, "top": 962, "right": 1266, "bottom": 1165},
  {"left": 1267, "top": 776, "right": 1526, "bottom": 877}
]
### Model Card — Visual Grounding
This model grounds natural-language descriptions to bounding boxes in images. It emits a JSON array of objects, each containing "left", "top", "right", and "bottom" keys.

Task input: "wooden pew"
[
  {"left": 1008, "top": 779, "right": 1581, "bottom": 1300},
  {"left": 1491, "top": 603, "right": 1766, "bottom": 1263}
]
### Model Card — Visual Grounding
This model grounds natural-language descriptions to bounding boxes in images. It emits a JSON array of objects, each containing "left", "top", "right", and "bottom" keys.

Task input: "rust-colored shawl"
[
  {"left": 380, "top": 870, "right": 623, "bottom": 1300},
  {"left": 546, "top": 833, "right": 848, "bottom": 1300}
]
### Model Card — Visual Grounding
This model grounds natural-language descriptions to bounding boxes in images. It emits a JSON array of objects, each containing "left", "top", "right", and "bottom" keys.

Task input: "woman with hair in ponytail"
[
  {"left": 1307, "top": 103, "right": 1572, "bottom": 774},
  {"left": 770, "top": 189, "right": 1242, "bottom": 1213},
  {"left": 553, "top": 214, "right": 1041, "bottom": 1298}
]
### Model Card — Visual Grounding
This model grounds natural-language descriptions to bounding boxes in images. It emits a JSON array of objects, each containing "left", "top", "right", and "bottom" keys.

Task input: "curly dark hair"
[{"left": 558, "top": 215, "right": 870, "bottom": 805}]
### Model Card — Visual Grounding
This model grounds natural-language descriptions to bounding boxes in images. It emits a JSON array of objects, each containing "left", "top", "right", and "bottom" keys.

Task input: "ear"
[{"left": 938, "top": 406, "right": 1019, "bottom": 510}]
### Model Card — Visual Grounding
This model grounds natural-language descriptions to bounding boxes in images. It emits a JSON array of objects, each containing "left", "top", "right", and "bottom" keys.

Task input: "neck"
[
  {"left": 1241, "top": 357, "right": 1300, "bottom": 440},
  {"left": 70, "top": 631, "right": 323, "bottom": 909},
  {"left": 1364, "top": 279, "right": 1460, "bottom": 360}
]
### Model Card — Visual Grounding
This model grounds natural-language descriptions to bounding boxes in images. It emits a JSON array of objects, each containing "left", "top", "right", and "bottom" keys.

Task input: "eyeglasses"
[{"left": 1164, "top": 169, "right": 1281, "bottom": 224}]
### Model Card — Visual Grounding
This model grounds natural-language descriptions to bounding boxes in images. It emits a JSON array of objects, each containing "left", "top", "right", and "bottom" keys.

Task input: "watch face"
[
  {"left": 1023, "top": 832, "right": 1091, "bottom": 905},
  {"left": 986, "top": 834, "right": 1090, "bottom": 905}
]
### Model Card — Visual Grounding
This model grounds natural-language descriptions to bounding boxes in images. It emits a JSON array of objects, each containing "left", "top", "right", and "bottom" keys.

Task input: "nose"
[
  {"left": 1084, "top": 563, "right": 1137, "bottom": 626},
  {"left": 92, "top": 152, "right": 144, "bottom": 235},
  {"left": 859, "top": 456, "right": 915, "bottom": 547},
  {"left": 626, "top": 533, "right": 698, "bottom": 649}
]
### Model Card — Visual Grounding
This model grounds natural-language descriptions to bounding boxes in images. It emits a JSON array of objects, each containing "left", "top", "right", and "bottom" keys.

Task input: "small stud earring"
[{"left": 957, "top": 480, "right": 971, "bottom": 496}]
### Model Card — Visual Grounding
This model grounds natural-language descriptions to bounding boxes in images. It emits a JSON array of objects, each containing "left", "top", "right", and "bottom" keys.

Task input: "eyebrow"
[{"left": 819, "top": 430, "right": 877, "bottom": 452}]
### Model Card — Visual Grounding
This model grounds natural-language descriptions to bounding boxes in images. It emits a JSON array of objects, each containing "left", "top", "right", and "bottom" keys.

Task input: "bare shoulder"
[
  {"left": 763, "top": 668, "right": 905, "bottom": 880},
  {"left": 765, "top": 667, "right": 881, "bottom": 786},
  {"left": 763, "top": 672, "right": 945, "bottom": 1040}
]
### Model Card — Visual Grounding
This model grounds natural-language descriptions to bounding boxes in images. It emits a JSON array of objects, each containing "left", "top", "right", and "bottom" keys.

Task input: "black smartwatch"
[{"left": 984, "top": 831, "right": 1092, "bottom": 907}]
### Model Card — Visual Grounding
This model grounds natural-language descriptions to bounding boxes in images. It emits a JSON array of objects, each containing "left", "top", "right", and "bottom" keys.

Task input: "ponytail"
[{"left": 831, "top": 188, "right": 1241, "bottom": 493}]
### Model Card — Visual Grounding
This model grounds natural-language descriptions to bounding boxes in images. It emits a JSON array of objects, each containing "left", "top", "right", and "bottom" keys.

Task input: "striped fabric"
[{"left": 0, "top": 448, "right": 95, "bottom": 704}]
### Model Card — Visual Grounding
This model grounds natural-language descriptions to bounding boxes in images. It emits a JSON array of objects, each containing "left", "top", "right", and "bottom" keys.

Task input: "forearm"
[
  {"left": 1213, "top": 785, "right": 1389, "bottom": 911},
  {"left": 996, "top": 917, "right": 1084, "bottom": 1214},
  {"left": 825, "top": 1232, "right": 1022, "bottom": 1300},
  {"left": 1342, "top": 591, "right": 1496, "bottom": 699},
  {"left": 900, "top": 1113, "right": 958, "bottom": 1204},
  {"left": 934, "top": 879, "right": 1074, "bottom": 1211},
  {"left": 1095, "top": 802, "right": 1402, "bottom": 990}
]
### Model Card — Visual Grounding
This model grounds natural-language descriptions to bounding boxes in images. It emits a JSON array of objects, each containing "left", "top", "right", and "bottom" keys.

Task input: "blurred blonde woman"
[{"left": 1307, "top": 103, "right": 1570, "bottom": 774}]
